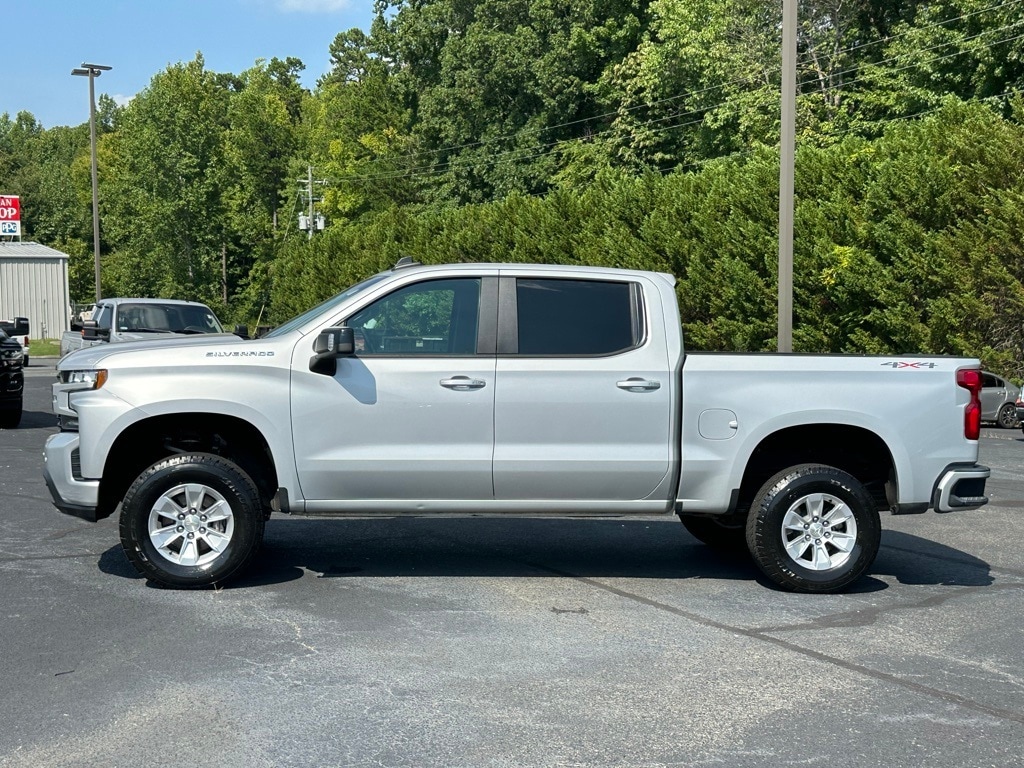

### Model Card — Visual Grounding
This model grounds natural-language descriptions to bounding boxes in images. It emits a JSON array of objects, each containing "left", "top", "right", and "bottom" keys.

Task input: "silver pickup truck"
[
  {"left": 59, "top": 297, "right": 227, "bottom": 357},
  {"left": 43, "top": 261, "right": 990, "bottom": 592}
]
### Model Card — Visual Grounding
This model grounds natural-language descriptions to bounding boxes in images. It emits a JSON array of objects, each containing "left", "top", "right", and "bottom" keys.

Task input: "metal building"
[{"left": 0, "top": 241, "right": 71, "bottom": 341}]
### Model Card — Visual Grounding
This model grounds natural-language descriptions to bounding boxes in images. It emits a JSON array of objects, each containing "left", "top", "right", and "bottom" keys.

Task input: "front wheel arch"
[{"left": 98, "top": 412, "right": 279, "bottom": 521}]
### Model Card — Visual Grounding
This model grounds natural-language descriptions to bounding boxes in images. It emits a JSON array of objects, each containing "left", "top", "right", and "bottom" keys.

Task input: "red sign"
[{"left": 0, "top": 195, "right": 20, "bottom": 236}]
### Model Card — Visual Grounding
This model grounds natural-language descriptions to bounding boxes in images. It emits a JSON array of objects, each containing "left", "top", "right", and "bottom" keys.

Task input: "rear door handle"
[
  {"left": 616, "top": 378, "right": 661, "bottom": 392},
  {"left": 440, "top": 376, "right": 487, "bottom": 391}
]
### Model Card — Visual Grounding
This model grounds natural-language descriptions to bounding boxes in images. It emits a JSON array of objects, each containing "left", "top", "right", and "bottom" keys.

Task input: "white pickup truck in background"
[
  {"left": 43, "top": 260, "right": 990, "bottom": 593},
  {"left": 59, "top": 297, "right": 231, "bottom": 357}
]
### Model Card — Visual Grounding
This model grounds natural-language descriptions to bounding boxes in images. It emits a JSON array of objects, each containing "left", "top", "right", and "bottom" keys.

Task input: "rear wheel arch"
[{"left": 734, "top": 424, "right": 896, "bottom": 519}]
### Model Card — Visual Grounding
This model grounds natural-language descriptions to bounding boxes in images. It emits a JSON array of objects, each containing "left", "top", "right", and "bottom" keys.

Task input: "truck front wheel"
[
  {"left": 746, "top": 464, "right": 880, "bottom": 593},
  {"left": 118, "top": 454, "right": 264, "bottom": 588}
]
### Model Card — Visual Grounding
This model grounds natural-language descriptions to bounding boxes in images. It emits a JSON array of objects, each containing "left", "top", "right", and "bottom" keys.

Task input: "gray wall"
[{"left": 0, "top": 244, "right": 72, "bottom": 341}]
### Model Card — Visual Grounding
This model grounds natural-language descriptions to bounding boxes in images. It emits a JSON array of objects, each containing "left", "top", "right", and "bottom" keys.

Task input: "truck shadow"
[
  {"left": 96, "top": 517, "right": 995, "bottom": 591},
  {"left": 13, "top": 409, "right": 58, "bottom": 429},
  {"left": 97, "top": 518, "right": 994, "bottom": 591}
]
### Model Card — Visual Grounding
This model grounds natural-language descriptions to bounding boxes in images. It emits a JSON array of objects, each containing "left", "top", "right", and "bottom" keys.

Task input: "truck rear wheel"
[
  {"left": 745, "top": 464, "right": 880, "bottom": 593},
  {"left": 118, "top": 454, "right": 264, "bottom": 588}
]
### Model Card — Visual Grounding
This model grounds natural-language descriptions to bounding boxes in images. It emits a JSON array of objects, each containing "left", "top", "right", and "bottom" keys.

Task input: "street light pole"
[
  {"left": 778, "top": 0, "right": 797, "bottom": 353},
  {"left": 71, "top": 63, "right": 112, "bottom": 304}
]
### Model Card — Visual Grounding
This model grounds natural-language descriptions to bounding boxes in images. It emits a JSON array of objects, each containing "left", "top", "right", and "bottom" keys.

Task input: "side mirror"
[
  {"left": 233, "top": 324, "right": 250, "bottom": 339},
  {"left": 82, "top": 320, "right": 108, "bottom": 340},
  {"left": 313, "top": 326, "right": 354, "bottom": 356},
  {"left": 309, "top": 326, "right": 355, "bottom": 375}
]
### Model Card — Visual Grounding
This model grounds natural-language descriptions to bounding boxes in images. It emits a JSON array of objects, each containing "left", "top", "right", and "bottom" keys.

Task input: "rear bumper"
[
  {"left": 932, "top": 464, "right": 990, "bottom": 512},
  {"left": 43, "top": 432, "right": 101, "bottom": 521}
]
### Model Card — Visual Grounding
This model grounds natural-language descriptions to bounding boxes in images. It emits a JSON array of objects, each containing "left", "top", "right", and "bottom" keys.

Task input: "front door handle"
[
  {"left": 617, "top": 378, "right": 661, "bottom": 392},
  {"left": 440, "top": 376, "right": 487, "bottom": 391}
]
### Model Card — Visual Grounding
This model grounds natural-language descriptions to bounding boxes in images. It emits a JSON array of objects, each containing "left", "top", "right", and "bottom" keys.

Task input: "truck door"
[
  {"left": 492, "top": 275, "right": 673, "bottom": 501},
  {"left": 292, "top": 276, "right": 497, "bottom": 505}
]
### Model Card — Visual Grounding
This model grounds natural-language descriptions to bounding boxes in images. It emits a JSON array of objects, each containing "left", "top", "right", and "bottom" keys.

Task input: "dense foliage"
[{"left": 3, "top": 0, "right": 1024, "bottom": 375}]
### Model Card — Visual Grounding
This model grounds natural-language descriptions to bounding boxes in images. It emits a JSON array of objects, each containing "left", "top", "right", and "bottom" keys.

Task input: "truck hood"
[{"left": 58, "top": 333, "right": 247, "bottom": 370}]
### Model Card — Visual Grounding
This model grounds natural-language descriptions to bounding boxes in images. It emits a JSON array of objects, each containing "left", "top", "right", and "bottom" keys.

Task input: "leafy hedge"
[{"left": 269, "top": 101, "right": 1024, "bottom": 375}]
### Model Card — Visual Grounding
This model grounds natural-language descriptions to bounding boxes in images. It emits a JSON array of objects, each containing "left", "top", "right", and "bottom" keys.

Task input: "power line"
[
  {"left": 798, "top": 0, "right": 1024, "bottom": 66},
  {"left": 318, "top": 17, "right": 1024, "bottom": 188},
  {"left": 341, "top": 0, "right": 1024, "bottom": 170}
]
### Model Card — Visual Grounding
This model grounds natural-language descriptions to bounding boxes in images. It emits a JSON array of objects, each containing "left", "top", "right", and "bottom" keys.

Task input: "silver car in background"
[{"left": 981, "top": 371, "right": 1020, "bottom": 428}]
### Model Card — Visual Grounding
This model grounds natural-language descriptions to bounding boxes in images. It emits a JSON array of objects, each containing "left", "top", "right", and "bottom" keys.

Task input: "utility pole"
[
  {"left": 306, "top": 166, "right": 314, "bottom": 241},
  {"left": 778, "top": 0, "right": 797, "bottom": 353},
  {"left": 298, "top": 166, "right": 327, "bottom": 239}
]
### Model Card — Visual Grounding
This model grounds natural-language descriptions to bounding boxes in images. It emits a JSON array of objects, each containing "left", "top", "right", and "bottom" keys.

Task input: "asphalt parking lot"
[{"left": 1, "top": 360, "right": 1022, "bottom": 767}]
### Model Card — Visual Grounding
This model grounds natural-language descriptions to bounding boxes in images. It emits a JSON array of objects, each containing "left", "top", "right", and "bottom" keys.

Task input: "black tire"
[
  {"left": 0, "top": 403, "right": 22, "bottom": 429},
  {"left": 745, "top": 464, "right": 880, "bottom": 593},
  {"left": 679, "top": 513, "right": 748, "bottom": 550},
  {"left": 118, "top": 453, "right": 264, "bottom": 588},
  {"left": 997, "top": 402, "right": 1019, "bottom": 429}
]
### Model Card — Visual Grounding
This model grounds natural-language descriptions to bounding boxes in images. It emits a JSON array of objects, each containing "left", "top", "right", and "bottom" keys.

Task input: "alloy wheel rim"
[
  {"left": 147, "top": 483, "right": 235, "bottom": 566},
  {"left": 780, "top": 492, "right": 858, "bottom": 571}
]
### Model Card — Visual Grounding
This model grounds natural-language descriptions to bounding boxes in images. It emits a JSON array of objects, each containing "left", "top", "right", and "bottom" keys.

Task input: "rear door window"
[{"left": 514, "top": 278, "right": 641, "bottom": 356}]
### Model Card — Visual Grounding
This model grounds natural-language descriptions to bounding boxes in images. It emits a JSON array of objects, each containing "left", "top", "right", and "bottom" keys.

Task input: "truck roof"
[
  {"left": 379, "top": 260, "right": 677, "bottom": 285},
  {"left": 98, "top": 297, "right": 215, "bottom": 307}
]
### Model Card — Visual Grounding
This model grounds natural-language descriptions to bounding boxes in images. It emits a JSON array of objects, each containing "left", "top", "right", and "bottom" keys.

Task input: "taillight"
[{"left": 957, "top": 368, "right": 982, "bottom": 440}]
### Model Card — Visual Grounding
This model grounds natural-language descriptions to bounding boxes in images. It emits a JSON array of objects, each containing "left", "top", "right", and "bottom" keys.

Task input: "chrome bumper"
[{"left": 933, "top": 464, "right": 990, "bottom": 512}]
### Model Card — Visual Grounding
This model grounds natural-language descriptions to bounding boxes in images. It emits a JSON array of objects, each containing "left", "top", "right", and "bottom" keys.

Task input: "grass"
[{"left": 30, "top": 338, "right": 61, "bottom": 357}]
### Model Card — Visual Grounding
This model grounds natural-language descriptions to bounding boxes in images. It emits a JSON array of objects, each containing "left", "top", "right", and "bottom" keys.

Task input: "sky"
[{"left": 2, "top": 0, "right": 377, "bottom": 129}]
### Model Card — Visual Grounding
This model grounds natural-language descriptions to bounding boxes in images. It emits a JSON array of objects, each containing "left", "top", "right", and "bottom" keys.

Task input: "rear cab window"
[{"left": 510, "top": 278, "right": 643, "bottom": 356}]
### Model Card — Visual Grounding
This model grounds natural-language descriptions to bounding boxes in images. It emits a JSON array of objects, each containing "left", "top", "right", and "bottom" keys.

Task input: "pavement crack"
[
  {"left": 532, "top": 564, "right": 1024, "bottom": 727},
  {"left": 754, "top": 582, "right": 1024, "bottom": 633}
]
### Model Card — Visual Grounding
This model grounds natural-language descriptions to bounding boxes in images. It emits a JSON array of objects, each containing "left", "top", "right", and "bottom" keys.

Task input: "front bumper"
[
  {"left": 43, "top": 432, "right": 101, "bottom": 521},
  {"left": 933, "top": 464, "right": 990, "bottom": 512},
  {"left": 0, "top": 368, "right": 23, "bottom": 401}
]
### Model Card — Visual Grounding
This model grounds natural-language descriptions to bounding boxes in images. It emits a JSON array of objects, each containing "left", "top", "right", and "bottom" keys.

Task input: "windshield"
[
  {"left": 115, "top": 303, "right": 224, "bottom": 334},
  {"left": 263, "top": 273, "right": 392, "bottom": 338}
]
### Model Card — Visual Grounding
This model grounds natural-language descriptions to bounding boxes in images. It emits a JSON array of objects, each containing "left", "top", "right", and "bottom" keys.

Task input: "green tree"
[
  {"left": 308, "top": 28, "right": 417, "bottom": 223},
  {"left": 222, "top": 58, "right": 305, "bottom": 317},
  {"left": 373, "top": 0, "right": 650, "bottom": 204},
  {"left": 102, "top": 55, "right": 231, "bottom": 304}
]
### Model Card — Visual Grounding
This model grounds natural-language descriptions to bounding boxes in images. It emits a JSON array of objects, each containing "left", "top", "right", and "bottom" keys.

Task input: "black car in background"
[{"left": 0, "top": 328, "right": 24, "bottom": 429}]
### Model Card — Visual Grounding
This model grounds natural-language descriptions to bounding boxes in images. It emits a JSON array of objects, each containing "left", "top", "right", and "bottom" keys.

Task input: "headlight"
[
  {"left": 1, "top": 347, "right": 22, "bottom": 361},
  {"left": 60, "top": 369, "right": 108, "bottom": 389}
]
